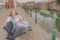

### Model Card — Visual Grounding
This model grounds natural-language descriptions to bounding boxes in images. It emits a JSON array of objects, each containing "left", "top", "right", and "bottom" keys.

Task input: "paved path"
[
  {"left": 0, "top": 7, "right": 60, "bottom": 40},
  {"left": 0, "top": 7, "right": 42, "bottom": 40}
]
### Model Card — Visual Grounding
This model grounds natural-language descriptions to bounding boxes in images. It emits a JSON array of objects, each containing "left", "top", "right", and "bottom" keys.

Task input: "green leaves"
[
  {"left": 39, "top": 10, "right": 50, "bottom": 17},
  {"left": 56, "top": 0, "right": 60, "bottom": 4}
]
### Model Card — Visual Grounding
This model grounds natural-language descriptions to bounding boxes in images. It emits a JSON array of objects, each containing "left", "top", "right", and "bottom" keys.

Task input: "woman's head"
[{"left": 9, "top": 10, "right": 18, "bottom": 16}]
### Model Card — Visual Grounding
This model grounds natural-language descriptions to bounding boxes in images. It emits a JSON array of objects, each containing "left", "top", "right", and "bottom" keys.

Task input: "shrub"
[
  {"left": 39, "top": 9, "right": 50, "bottom": 17},
  {"left": 56, "top": 0, "right": 60, "bottom": 4}
]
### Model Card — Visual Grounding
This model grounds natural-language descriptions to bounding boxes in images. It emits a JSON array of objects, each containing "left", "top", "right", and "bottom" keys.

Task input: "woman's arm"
[
  {"left": 3, "top": 21, "right": 8, "bottom": 27},
  {"left": 20, "top": 17, "right": 23, "bottom": 23},
  {"left": 19, "top": 15, "right": 24, "bottom": 23},
  {"left": 3, "top": 17, "right": 11, "bottom": 27}
]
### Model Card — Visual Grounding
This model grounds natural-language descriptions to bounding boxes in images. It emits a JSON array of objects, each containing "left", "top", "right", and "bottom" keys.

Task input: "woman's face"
[{"left": 11, "top": 10, "right": 16, "bottom": 16}]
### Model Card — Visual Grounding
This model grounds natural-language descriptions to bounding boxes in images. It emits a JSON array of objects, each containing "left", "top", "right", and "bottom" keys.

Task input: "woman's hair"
[{"left": 9, "top": 10, "right": 18, "bottom": 16}]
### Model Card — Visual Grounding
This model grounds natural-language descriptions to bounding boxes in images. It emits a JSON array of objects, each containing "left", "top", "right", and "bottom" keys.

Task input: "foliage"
[
  {"left": 56, "top": 0, "right": 60, "bottom": 4},
  {"left": 39, "top": 10, "right": 50, "bottom": 17}
]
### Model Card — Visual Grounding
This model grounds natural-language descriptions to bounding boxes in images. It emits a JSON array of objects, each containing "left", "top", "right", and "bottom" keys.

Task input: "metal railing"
[{"left": 23, "top": 6, "right": 60, "bottom": 40}]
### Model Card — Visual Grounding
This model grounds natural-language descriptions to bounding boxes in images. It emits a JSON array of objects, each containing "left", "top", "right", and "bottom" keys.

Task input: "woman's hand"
[
  {"left": 3, "top": 21, "right": 7, "bottom": 28},
  {"left": 20, "top": 17, "right": 24, "bottom": 23}
]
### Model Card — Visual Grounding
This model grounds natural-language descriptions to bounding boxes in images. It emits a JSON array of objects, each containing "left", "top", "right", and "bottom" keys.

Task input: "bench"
[{"left": 3, "top": 21, "right": 26, "bottom": 40}]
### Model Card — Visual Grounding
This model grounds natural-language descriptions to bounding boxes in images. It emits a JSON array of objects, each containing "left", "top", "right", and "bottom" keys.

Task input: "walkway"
[
  {"left": 0, "top": 7, "right": 60, "bottom": 40},
  {"left": 0, "top": 7, "right": 41, "bottom": 40}
]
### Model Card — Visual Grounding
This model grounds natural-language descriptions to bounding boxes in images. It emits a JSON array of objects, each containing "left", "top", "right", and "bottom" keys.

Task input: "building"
[
  {"left": 0, "top": 0, "right": 6, "bottom": 9},
  {"left": 5, "top": 0, "right": 14, "bottom": 8},
  {"left": 0, "top": 0, "right": 14, "bottom": 8}
]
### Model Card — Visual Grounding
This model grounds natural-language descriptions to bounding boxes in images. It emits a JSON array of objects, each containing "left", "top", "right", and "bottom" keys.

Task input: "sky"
[
  {"left": 16, "top": 0, "right": 50, "bottom": 3},
  {"left": 2, "top": 0, "right": 51, "bottom": 3}
]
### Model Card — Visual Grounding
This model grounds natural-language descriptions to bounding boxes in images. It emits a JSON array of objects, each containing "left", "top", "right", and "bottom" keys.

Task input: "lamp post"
[{"left": 52, "top": 13, "right": 57, "bottom": 40}]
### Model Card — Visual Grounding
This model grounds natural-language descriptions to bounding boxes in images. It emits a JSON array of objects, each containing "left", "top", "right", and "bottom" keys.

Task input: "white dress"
[{"left": 6, "top": 15, "right": 30, "bottom": 31}]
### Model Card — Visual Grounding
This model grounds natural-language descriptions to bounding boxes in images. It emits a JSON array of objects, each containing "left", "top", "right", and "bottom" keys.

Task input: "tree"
[{"left": 56, "top": 0, "right": 60, "bottom": 4}]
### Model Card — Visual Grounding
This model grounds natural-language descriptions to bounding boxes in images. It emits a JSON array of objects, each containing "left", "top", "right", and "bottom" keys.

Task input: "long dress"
[{"left": 6, "top": 15, "right": 31, "bottom": 32}]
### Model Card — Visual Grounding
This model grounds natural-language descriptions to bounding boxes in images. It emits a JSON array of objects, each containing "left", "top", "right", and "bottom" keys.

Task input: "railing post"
[
  {"left": 52, "top": 13, "right": 57, "bottom": 40},
  {"left": 26, "top": 9, "right": 29, "bottom": 14},
  {"left": 30, "top": 9, "right": 32, "bottom": 17},
  {"left": 35, "top": 10, "right": 37, "bottom": 23}
]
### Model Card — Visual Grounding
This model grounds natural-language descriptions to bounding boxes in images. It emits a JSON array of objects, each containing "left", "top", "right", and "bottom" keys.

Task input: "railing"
[{"left": 23, "top": 6, "right": 60, "bottom": 40}]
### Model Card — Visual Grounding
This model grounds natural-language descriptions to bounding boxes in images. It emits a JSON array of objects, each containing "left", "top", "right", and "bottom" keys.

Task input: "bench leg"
[
  {"left": 6, "top": 35, "right": 16, "bottom": 40},
  {"left": 7, "top": 38, "right": 15, "bottom": 40}
]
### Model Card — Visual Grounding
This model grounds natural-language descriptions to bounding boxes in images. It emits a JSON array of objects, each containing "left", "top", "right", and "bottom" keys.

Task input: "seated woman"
[{"left": 3, "top": 10, "right": 32, "bottom": 34}]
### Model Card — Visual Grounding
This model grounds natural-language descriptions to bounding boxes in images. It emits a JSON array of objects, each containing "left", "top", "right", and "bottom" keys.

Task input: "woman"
[{"left": 3, "top": 10, "right": 32, "bottom": 32}]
